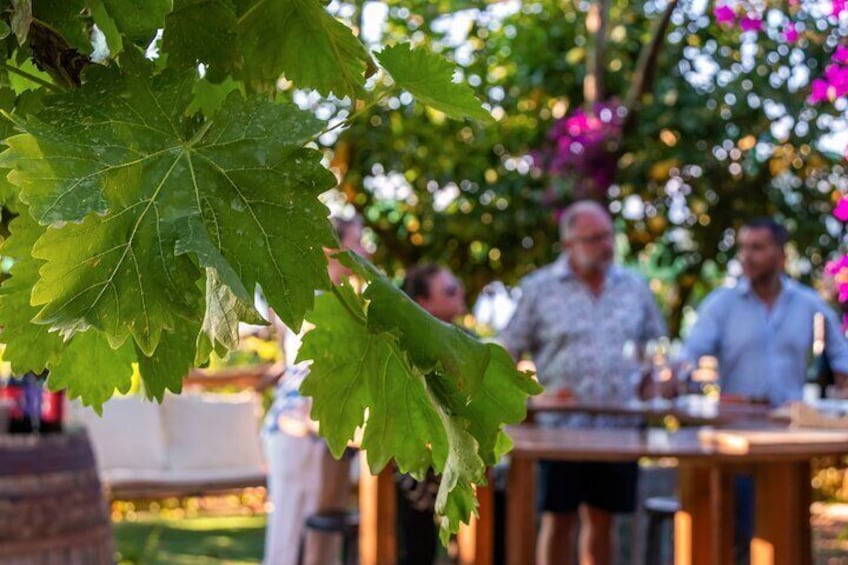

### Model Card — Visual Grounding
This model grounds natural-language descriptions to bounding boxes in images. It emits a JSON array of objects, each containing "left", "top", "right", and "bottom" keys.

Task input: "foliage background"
[{"left": 323, "top": 0, "right": 848, "bottom": 336}]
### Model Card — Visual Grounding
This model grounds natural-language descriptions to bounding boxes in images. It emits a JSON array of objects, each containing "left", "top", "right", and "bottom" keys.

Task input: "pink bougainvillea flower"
[
  {"left": 714, "top": 4, "right": 736, "bottom": 25},
  {"left": 834, "top": 196, "right": 848, "bottom": 222},
  {"left": 809, "top": 78, "right": 832, "bottom": 103},
  {"left": 825, "top": 256, "right": 848, "bottom": 303},
  {"left": 536, "top": 101, "right": 624, "bottom": 201},
  {"left": 739, "top": 16, "right": 763, "bottom": 32},
  {"left": 824, "top": 64, "right": 848, "bottom": 98},
  {"left": 834, "top": 45, "right": 848, "bottom": 66},
  {"left": 783, "top": 22, "right": 799, "bottom": 43},
  {"left": 833, "top": 0, "right": 847, "bottom": 16}
]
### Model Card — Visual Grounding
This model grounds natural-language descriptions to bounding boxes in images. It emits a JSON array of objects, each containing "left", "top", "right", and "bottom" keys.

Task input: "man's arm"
[
  {"left": 681, "top": 290, "right": 725, "bottom": 364},
  {"left": 640, "top": 281, "right": 668, "bottom": 342}
]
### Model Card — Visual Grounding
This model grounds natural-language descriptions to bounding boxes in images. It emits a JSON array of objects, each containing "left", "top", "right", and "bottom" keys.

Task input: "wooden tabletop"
[
  {"left": 506, "top": 424, "right": 848, "bottom": 462},
  {"left": 526, "top": 395, "right": 776, "bottom": 426}
]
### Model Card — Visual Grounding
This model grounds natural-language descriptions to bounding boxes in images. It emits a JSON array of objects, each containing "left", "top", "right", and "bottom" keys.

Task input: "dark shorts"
[{"left": 537, "top": 460, "right": 639, "bottom": 514}]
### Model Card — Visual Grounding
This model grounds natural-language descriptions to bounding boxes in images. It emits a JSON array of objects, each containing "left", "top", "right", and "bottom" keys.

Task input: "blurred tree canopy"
[{"left": 322, "top": 0, "right": 848, "bottom": 335}]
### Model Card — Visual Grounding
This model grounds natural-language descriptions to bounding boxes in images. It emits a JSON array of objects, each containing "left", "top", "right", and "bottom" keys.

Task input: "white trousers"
[{"left": 262, "top": 433, "right": 351, "bottom": 565}]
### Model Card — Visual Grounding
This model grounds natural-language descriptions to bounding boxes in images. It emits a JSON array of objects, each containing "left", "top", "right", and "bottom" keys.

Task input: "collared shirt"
[
  {"left": 499, "top": 256, "right": 667, "bottom": 417},
  {"left": 683, "top": 277, "right": 848, "bottom": 407}
]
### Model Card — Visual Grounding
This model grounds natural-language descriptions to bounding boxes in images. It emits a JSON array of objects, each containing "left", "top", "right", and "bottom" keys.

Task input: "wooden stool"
[
  {"left": 299, "top": 510, "right": 360, "bottom": 565},
  {"left": 644, "top": 496, "right": 680, "bottom": 565}
]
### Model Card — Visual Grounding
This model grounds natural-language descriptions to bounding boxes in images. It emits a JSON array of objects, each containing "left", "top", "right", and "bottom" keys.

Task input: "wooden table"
[
  {"left": 358, "top": 458, "right": 493, "bottom": 565},
  {"left": 505, "top": 425, "right": 848, "bottom": 565},
  {"left": 358, "top": 397, "right": 775, "bottom": 564},
  {"left": 527, "top": 395, "right": 776, "bottom": 426}
]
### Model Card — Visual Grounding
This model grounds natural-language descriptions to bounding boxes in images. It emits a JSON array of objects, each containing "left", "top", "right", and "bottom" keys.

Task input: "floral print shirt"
[{"left": 499, "top": 256, "right": 666, "bottom": 426}]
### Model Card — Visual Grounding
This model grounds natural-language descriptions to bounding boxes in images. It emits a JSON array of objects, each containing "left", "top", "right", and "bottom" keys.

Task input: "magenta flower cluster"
[
  {"left": 825, "top": 256, "right": 848, "bottom": 304},
  {"left": 712, "top": 0, "right": 848, "bottom": 44},
  {"left": 810, "top": 46, "right": 848, "bottom": 104},
  {"left": 534, "top": 101, "right": 624, "bottom": 203},
  {"left": 713, "top": 3, "right": 764, "bottom": 33}
]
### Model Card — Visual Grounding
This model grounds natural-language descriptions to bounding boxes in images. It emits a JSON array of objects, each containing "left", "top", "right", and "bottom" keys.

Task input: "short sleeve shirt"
[{"left": 499, "top": 256, "right": 666, "bottom": 424}]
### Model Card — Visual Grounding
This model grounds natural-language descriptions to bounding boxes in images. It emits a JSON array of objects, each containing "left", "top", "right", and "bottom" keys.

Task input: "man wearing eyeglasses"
[{"left": 500, "top": 200, "right": 666, "bottom": 565}]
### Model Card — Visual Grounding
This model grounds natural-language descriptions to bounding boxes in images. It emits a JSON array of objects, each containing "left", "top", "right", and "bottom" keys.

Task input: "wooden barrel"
[{"left": 0, "top": 429, "right": 114, "bottom": 564}]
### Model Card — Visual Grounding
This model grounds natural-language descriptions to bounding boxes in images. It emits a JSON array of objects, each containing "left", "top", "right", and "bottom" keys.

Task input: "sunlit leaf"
[
  {"left": 376, "top": 43, "right": 493, "bottom": 123},
  {"left": 236, "top": 0, "right": 372, "bottom": 97}
]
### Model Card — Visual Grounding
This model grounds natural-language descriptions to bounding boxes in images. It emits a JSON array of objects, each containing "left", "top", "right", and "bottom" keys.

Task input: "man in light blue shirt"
[
  {"left": 684, "top": 217, "right": 848, "bottom": 561},
  {"left": 684, "top": 217, "right": 848, "bottom": 405}
]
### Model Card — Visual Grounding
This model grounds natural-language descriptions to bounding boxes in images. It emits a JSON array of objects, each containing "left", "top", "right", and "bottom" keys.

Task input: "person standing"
[
  {"left": 499, "top": 200, "right": 666, "bottom": 565},
  {"left": 683, "top": 217, "right": 848, "bottom": 560},
  {"left": 261, "top": 216, "right": 369, "bottom": 565}
]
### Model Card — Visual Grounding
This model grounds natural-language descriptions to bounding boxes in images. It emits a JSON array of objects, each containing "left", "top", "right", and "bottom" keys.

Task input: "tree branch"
[
  {"left": 584, "top": 0, "right": 610, "bottom": 107},
  {"left": 623, "top": 0, "right": 680, "bottom": 132}
]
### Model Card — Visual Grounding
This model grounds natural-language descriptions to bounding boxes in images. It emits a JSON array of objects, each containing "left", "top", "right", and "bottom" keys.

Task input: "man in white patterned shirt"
[{"left": 500, "top": 201, "right": 666, "bottom": 565}]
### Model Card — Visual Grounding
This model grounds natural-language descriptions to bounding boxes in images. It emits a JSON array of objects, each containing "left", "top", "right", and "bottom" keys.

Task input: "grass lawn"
[
  {"left": 111, "top": 501, "right": 848, "bottom": 564},
  {"left": 113, "top": 515, "right": 266, "bottom": 564}
]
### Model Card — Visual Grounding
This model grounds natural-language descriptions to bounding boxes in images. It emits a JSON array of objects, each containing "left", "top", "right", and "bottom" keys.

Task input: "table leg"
[
  {"left": 675, "top": 463, "right": 734, "bottom": 565},
  {"left": 751, "top": 461, "right": 811, "bottom": 565},
  {"left": 359, "top": 459, "right": 396, "bottom": 565},
  {"left": 506, "top": 455, "right": 536, "bottom": 565},
  {"left": 458, "top": 476, "right": 494, "bottom": 565}
]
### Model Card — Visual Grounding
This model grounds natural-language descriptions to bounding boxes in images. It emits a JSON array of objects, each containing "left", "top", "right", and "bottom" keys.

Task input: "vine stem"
[
  {"left": 623, "top": 0, "right": 680, "bottom": 131},
  {"left": 584, "top": 0, "right": 610, "bottom": 107},
  {"left": 0, "top": 62, "right": 62, "bottom": 92},
  {"left": 331, "top": 284, "right": 368, "bottom": 326}
]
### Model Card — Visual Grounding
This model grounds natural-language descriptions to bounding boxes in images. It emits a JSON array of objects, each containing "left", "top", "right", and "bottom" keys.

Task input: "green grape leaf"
[
  {"left": 175, "top": 217, "right": 250, "bottom": 301},
  {"left": 136, "top": 324, "right": 199, "bottom": 401},
  {"left": 236, "top": 0, "right": 372, "bottom": 97},
  {"left": 427, "top": 346, "right": 542, "bottom": 466},
  {"left": 0, "top": 88, "right": 20, "bottom": 206},
  {"left": 358, "top": 340, "right": 449, "bottom": 474},
  {"left": 298, "top": 287, "right": 484, "bottom": 540},
  {"left": 96, "top": 0, "right": 171, "bottom": 44},
  {"left": 163, "top": 0, "right": 239, "bottom": 82},
  {"left": 297, "top": 285, "right": 377, "bottom": 458},
  {"left": 28, "top": 207, "right": 201, "bottom": 354},
  {"left": 300, "top": 284, "right": 447, "bottom": 474},
  {"left": 376, "top": 43, "right": 493, "bottom": 123},
  {"left": 339, "top": 251, "right": 489, "bottom": 399},
  {"left": 5, "top": 59, "right": 54, "bottom": 93},
  {"left": 11, "top": 0, "right": 32, "bottom": 45},
  {"left": 0, "top": 213, "right": 63, "bottom": 373},
  {"left": 434, "top": 412, "right": 485, "bottom": 544},
  {"left": 187, "top": 76, "right": 243, "bottom": 117},
  {"left": 89, "top": 0, "right": 123, "bottom": 55},
  {"left": 47, "top": 330, "right": 136, "bottom": 413},
  {"left": 299, "top": 269, "right": 539, "bottom": 542},
  {"left": 200, "top": 268, "right": 265, "bottom": 353},
  {"left": 0, "top": 54, "right": 336, "bottom": 359},
  {"left": 32, "top": 0, "right": 91, "bottom": 55}
]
